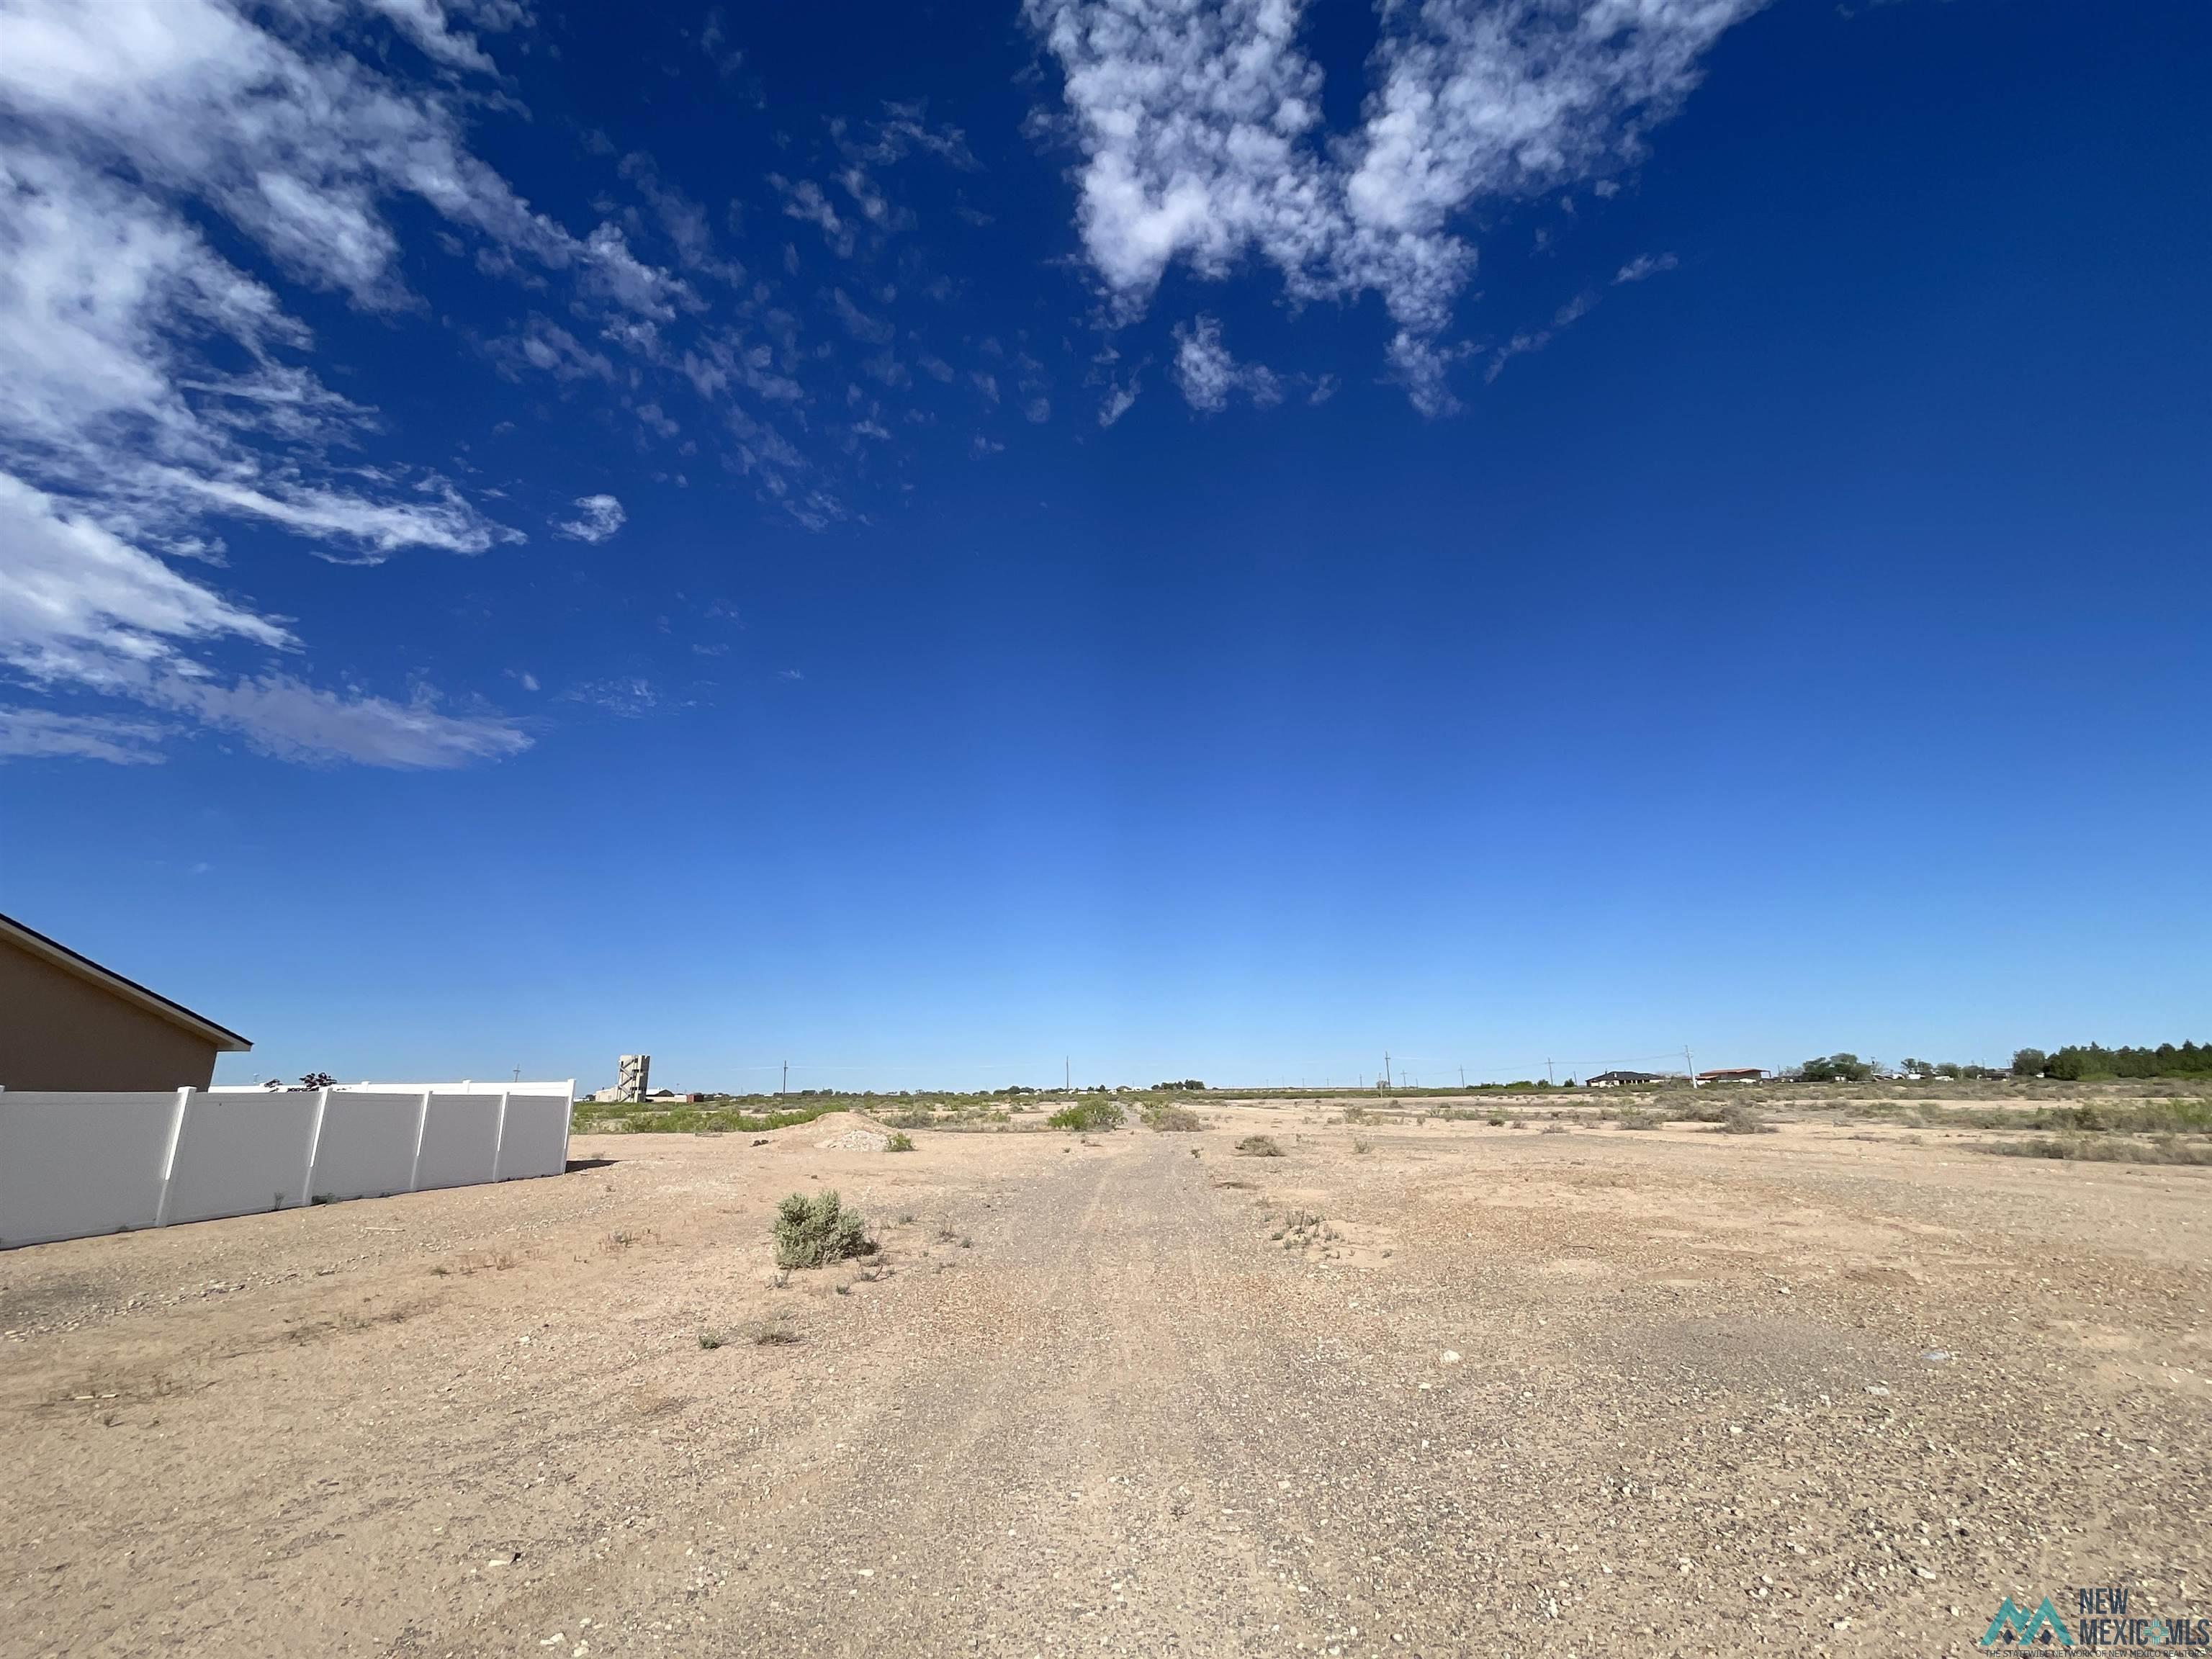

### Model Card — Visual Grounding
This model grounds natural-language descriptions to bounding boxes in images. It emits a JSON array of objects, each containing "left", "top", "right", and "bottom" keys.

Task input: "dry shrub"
[{"left": 773, "top": 1190, "right": 876, "bottom": 1268}]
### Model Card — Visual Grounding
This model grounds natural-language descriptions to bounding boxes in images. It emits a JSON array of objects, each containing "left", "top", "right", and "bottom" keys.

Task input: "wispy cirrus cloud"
[
  {"left": 0, "top": 3, "right": 1048, "bottom": 765},
  {"left": 0, "top": 469, "right": 526, "bottom": 767},
  {"left": 0, "top": 0, "right": 580, "bottom": 764},
  {"left": 1026, "top": 0, "right": 1761, "bottom": 413},
  {"left": 1614, "top": 251, "right": 1681, "bottom": 284}
]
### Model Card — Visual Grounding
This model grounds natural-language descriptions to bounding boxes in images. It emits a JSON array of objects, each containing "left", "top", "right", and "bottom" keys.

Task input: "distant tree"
[
  {"left": 2011, "top": 1048, "right": 2049, "bottom": 1078},
  {"left": 1801, "top": 1053, "right": 1874, "bottom": 1084},
  {"left": 2038, "top": 1042, "right": 2212, "bottom": 1081}
]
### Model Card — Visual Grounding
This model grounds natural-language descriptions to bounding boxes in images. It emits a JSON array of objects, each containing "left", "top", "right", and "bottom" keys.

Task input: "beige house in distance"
[{"left": 0, "top": 912, "right": 251, "bottom": 1092}]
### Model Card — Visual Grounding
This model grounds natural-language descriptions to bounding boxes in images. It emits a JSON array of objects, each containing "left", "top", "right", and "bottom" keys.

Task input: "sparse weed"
[{"left": 745, "top": 1310, "right": 801, "bottom": 1346}]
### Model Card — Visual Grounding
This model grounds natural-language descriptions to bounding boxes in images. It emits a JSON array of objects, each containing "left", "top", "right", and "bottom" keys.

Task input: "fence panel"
[
  {"left": 496, "top": 1092, "right": 572, "bottom": 1179},
  {"left": 415, "top": 1092, "right": 501, "bottom": 1190},
  {"left": 163, "top": 1090, "right": 318, "bottom": 1225},
  {"left": 1, "top": 1082, "right": 573, "bottom": 1249},
  {"left": 0, "top": 1092, "right": 178, "bottom": 1248},
  {"left": 309, "top": 1092, "right": 423, "bottom": 1202}
]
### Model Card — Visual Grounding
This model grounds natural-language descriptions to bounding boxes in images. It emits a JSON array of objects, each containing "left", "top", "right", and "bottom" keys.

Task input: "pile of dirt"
[{"left": 815, "top": 1128, "right": 889, "bottom": 1152}]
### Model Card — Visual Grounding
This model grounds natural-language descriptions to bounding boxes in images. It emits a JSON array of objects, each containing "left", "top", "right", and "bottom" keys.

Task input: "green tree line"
[{"left": 2012, "top": 1042, "right": 2212, "bottom": 1080}]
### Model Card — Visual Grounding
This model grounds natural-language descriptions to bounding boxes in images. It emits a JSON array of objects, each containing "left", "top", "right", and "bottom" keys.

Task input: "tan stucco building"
[{"left": 0, "top": 913, "right": 251, "bottom": 1092}]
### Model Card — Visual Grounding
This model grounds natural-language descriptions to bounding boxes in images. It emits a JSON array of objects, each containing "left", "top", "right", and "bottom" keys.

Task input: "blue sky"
[{"left": 2, "top": 0, "right": 2206, "bottom": 1092}]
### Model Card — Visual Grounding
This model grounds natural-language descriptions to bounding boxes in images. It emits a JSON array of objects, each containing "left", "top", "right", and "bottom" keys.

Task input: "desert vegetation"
[
  {"left": 773, "top": 1190, "right": 876, "bottom": 1269},
  {"left": 1142, "top": 1102, "right": 1202, "bottom": 1132}
]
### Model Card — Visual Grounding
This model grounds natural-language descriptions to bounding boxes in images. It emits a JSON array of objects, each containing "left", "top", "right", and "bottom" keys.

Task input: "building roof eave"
[{"left": 0, "top": 912, "right": 253, "bottom": 1052}]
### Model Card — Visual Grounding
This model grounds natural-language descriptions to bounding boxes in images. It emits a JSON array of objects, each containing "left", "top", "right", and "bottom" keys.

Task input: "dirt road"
[{"left": 3, "top": 1107, "right": 2207, "bottom": 1656}]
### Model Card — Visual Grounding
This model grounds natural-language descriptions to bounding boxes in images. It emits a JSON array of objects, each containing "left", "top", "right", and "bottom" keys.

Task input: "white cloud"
[
  {"left": 0, "top": 471, "right": 292, "bottom": 683},
  {"left": 1614, "top": 251, "right": 1681, "bottom": 283},
  {"left": 554, "top": 494, "right": 627, "bottom": 544},
  {"left": 1097, "top": 379, "right": 1141, "bottom": 428},
  {"left": 0, "top": 706, "right": 168, "bottom": 765},
  {"left": 151, "top": 672, "right": 529, "bottom": 767},
  {"left": 1171, "top": 316, "right": 1284, "bottom": 414},
  {"left": 0, "top": 469, "right": 529, "bottom": 766},
  {"left": 0, "top": 0, "right": 614, "bottom": 765},
  {"left": 1028, "top": 0, "right": 1761, "bottom": 410}
]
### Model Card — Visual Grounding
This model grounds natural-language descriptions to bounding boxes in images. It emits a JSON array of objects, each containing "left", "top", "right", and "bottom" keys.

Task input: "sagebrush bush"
[
  {"left": 1048, "top": 1100, "right": 1125, "bottom": 1133},
  {"left": 773, "top": 1190, "right": 877, "bottom": 1268}
]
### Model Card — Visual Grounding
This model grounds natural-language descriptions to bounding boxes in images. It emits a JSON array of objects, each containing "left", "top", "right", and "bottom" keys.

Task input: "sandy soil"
[{"left": 3, "top": 1102, "right": 2208, "bottom": 1658}]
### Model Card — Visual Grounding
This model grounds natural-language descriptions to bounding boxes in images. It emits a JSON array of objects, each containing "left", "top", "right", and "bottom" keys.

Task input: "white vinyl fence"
[{"left": 0, "top": 1080, "right": 573, "bottom": 1249}]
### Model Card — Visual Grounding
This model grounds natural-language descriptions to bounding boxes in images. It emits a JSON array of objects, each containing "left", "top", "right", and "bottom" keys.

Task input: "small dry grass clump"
[
  {"left": 1714, "top": 1104, "right": 1776, "bottom": 1135},
  {"left": 1236, "top": 1135, "right": 1285, "bottom": 1157},
  {"left": 773, "top": 1190, "right": 877, "bottom": 1269},
  {"left": 1987, "top": 1135, "right": 2212, "bottom": 1166}
]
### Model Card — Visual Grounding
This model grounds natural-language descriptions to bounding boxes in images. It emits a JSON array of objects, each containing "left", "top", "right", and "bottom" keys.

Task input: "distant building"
[
  {"left": 1696, "top": 1068, "right": 1767, "bottom": 1083},
  {"left": 0, "top": 911, "right": 251, "bottom": 1091},
  {"left": 1586, "top": 1070, "right": 1666, "bottom": 1088}
]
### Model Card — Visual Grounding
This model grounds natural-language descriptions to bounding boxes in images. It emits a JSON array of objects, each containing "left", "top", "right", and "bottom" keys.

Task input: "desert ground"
[{"left": 2, "top": 1093, "right": 2208, "bottom": 1658}]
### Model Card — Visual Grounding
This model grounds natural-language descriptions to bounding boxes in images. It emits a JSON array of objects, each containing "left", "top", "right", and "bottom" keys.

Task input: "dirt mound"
[{"left": 815, "top": 1128, "right": 889, "bottom": 1152}]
